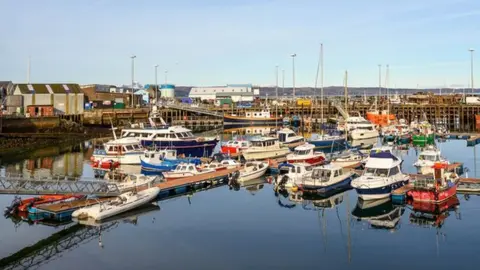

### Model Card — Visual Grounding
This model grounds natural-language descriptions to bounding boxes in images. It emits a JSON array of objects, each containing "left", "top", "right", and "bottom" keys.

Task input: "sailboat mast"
[
  {"left": 321, "top": 44, "right": 324, "bottom": 129},
  {"left": 386, "top": 64, "right": 390, "bottom": 124},
  {"left": 378, "top": 64, "right": 382, "bottom": 108},
  {"left": 344, "top": 70, "right": 348, "bottom": 115}
]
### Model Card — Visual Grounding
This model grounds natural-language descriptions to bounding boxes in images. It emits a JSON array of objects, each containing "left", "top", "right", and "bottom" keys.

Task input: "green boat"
[{"left": 412, "top": 133, "right": 434, "bottom": 144}]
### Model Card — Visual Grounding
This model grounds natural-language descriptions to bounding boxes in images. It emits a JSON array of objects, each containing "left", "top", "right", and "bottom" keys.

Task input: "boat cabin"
[
  {"left": 224, "top": 140, "right": 250, "bottom": 148},
  {"left": 418, "top": 149, "right": 442, "bottom": 162},
  {"left": 245, "top": 109, "right": 271, "bottom": 119},
  {"left": 144, "top": 149, "right": 177, "bottom": 160},
  {"left": 278, "top": 128, "right": 297, "bottom": 143},
  {"left": 292, "top": 143, "right": 315, "bottom": 156},
  {"left": 173, "top": 163, "right": 200, "bottom": 173},
  {"left": 311, "top": 165, "right": 345, "bottom": 182},
  {"left": 104, "top": 138, "right": 144, "bottom": 155},
  {"left": 250, "top": 137, "right": 280, "bottom": 148},
  {"left": 279, "top": 163, "right": 313, "bottom": 175}
]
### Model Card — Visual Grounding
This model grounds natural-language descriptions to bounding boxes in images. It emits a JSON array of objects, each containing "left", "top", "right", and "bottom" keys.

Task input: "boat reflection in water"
[
  {"left": 409, "top": 195, "right": 460, "bottom": 228},
  {"left": 236, "top": 177, "right": 266, "bottom": 195},
  {"left": 350, "top": 137, "right": 378, "bottom": 149},
  {"left": 351, "top": 198, "right": 405, "bottom": 231},
  {"left": 73, "top": 203, "right": 160, "bottom": 227}
]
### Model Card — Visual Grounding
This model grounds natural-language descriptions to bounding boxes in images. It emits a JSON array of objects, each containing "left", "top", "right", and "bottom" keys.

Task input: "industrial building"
[
  {"left": 80, "top": 84, "right": 142, "bottom": 106},
  {"left": 13, "top": 84, "right": 84, "bottom": 118},
  {"left": 189, "top": 84, "right": 258, "bottom": 102}
]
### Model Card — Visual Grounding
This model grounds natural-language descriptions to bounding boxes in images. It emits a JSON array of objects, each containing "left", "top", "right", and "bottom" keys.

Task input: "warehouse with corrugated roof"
[{"left": 13, "top": 83, "right": 84, "bottom": 117}]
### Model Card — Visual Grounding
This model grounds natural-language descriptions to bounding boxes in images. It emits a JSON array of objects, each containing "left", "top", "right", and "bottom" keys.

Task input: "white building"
[{"left": 189, "top": 84, "right": 258, "bottom": 102}]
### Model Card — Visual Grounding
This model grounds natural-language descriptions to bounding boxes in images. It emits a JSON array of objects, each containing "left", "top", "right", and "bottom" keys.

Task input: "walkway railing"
[
  {"left": 0, "top": 174, "right": 121, "bottom": 196},
  {"left": 163, "top": 103, "right": 223, "bottom": 117}
]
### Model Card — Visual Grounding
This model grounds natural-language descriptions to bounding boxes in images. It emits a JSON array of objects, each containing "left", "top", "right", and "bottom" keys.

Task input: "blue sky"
[{"left": 2, "top": 0, "right": 480, "bottom": 88}]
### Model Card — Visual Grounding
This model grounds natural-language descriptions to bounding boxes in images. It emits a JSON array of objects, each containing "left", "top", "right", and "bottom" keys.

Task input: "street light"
[
  {"left": 291, "top": 53, "right": 297, "bottom": 98},
  {"left": 164, "top": 70, "right": 168, "bottom": 84},
  {"left": 469, "top": 48, "right": 475, "bottom": 94},
  {"left": 378, "top": 64, "right": 382, "bottom": 98},
  {"left": 154, "top": 64, "right": 159, "bottom": 104},
  {"left": 275, "top": 65, "right": 279, "bottom": 128},
  {"left": 131, "top": 55, "right": 136, "bottom": 107},
  {"left": 282, "top": 69, "right": 285, "bottom": 96}
]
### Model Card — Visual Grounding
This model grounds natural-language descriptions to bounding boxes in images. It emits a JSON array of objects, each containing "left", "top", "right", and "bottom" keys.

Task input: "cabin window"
[
  {"left": 305, "top": 166, "right": 313, "bottom": 172},
  {"left": 122, "top": 146, "right": 128, "bottom": 152},
  {"left": 376, "top": 169, "right": 388, "bottom": 177},
  {"left": 106, "top": 146, "right": 113, "bottom": 152},
  {"left": 112, "top": 146, "right": 119, "bottom": 152},
  {"left": 334, "top": 170, "right": 339, "bottom": 177},
  {"left": 126, "top": 145, "right": 134, "bottom": 151},
  {"left": 296, "top": 167, "right": 301, "bottom": 173},
  {"left": 188, "top": 165, "right": 194, "bottom": 170},
  {"left": 389, "top": 166, "right": 399, "bottom": 176},
  {"left": 435, "top": 155, "right": 441, "bottom": 161}
]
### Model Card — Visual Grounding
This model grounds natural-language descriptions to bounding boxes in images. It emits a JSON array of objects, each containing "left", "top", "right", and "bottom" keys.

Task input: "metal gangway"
[
  {"left": 0, "top": 174, "right": 122, "bottom": 196},
  {"left": 332, "top": 101, "right": 350, "bottom": 119},
  {"left": 0, "top": 222, "right": 119, "bottom": 270},
  {"left": 163, "top": 103, "right": 223, "bottom": 118}
]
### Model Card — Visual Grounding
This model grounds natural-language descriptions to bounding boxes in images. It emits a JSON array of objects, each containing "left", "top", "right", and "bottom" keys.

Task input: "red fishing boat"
[
  {"left": 286, "top": 143, "right": 326, "bottom": 165},
  {"left": 220, "top": 140, "right": 250, "bottom": 156},
  {"left": 407, "top": 162, "right": 458, "bottom": 203},
  {"left": 91, "top": 159, "right": 120, "bottom": 170}
]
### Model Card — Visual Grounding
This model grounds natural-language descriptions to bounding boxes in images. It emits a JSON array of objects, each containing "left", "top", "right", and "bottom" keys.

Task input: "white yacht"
[
  {"left": 92, "top": 137, "right": 145, "bottom": 165},
  {"left": 242, "top": 137, "right": 290, "bottom": 160},
  {"left": 413, "top": 146, "right": 448, "bottom": 175},
  {"left": 338, "top": 115, "right": 379, "bottom": 140},
  {"left": 120, "top": 116, "right": 218, "bottom": 158},
  {"left": 351, "top": 151, "right": 409, "bottom": 200}
]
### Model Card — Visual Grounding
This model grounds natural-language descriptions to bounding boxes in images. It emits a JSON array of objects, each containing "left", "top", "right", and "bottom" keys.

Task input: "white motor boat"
[
  {"left": 299, "top": 164, "right": 354, "bottom": 193},
  {"left": 287, "top": 143, "right": 326, "bottom": 166},
  {"left": 330, "top": 150, "right": 366, "bottom": 168},
  {"left": 162, "top": 163, "right": 216, "bottom": 180},
  {"left": 72, "top": 187, "right": 161, "bottom": 221},
  {"left": 274, "top": 163, "right": 314, "bottom": 189},
  {"left": 277, "top": 128, "right": 305, "bottom": 148},
  {"left": 242, "top": 137, "right": 290, "bottom": 161},
  {"left": 238, "top": 161, "right": 268, "bottom": 182},
  {"left": 92, "top": 137, "right": 145, "bottom": 165},
  {"left": 107, "top": 174, "right": 159, "bottom": 193},
  {"left": 413, "top": 145, "right": 448, "bottom": 175},
  {"left": 339, "top": 114, "right": 379, "bottom": 140},
  {"left": 351, "top": 151, "right": 409, "bottom": 200}
]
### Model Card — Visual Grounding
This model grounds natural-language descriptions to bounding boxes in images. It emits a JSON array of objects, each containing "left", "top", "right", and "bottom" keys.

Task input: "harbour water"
[{"left": 1, "top": 138, "right": 480, "bottom": 270}]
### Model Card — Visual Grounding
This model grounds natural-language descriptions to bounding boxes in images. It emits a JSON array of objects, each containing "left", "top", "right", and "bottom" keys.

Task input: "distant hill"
[{"left": 173, "top": 86, "right": 472, "bottom": 98}]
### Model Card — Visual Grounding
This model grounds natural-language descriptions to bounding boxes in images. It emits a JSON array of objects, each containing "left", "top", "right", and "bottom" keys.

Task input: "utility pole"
[{"left": 131, "top": 55, "right": 136, "bottom": 107}]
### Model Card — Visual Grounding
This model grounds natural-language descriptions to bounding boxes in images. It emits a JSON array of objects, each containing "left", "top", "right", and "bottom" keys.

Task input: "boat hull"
[
  {"left": 308, "top": 138, "right": 346, "bottom": 149},
  {"left": 300, "top": 176, "right": 352, "bottom": 193},
  {"left": 239, "top": 166, "right": 268, "bottom": 182},
  {"left": 287, "top": 155, "right": 325, "bottom": 166},
  {"left": 350, "top": 130, "right": 379, "bottom": 140},
  {"left": 354, "top": 180, "right": 409, "bottom": 200},
  {"left": 412, "top": 134, "right": 434, "bottom": 143},
  {"left": 242, "top": 149, "right": 290, "bottom": 161},
  {"left": 408, "top": 185, "right": 457, "bottom": 203},
  {"left": 141, "top": 139, "right": 218, "bottom": 158},
  {"left": 92, "top": 153, "right": 143, "bottom": 165}
]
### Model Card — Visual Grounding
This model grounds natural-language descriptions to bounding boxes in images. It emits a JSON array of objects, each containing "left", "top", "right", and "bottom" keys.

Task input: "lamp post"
[
  {"left": 282, "top": 69, "right": 285, "bottom": 97},
  {"left": 378, "top": 64, "right": 382, "bottom": 101},
  {"left": 291, "top": 53, "right": 297, "bottom": 99},
  {"left": 131, "top": 55, "right": 136, "bottom": 107},
  {"left": 154, "top": 64, "right": 159, "bottom": 105},
  {"left": 469, "top": 48, "right": 475, "bottom": 94},
  {"left": 164, "top": 70, "right": 168, "bottom": 84}
]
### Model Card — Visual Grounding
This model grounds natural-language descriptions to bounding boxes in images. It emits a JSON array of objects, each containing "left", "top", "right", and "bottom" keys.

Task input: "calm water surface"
[{"left": 1, "top": 138, "right": 480, "bottom": 270}]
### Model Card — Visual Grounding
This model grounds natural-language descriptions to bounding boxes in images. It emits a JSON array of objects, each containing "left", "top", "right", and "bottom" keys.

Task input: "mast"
[
  {"left": 386, "top": 64, "right": 390, "bottom": 124},
  {"left": 321, "top": 44, "right": 324, "bottom": 131},
  {"left": 344, "top": 70, "right": 348, "bottom": 115},
  {"left": 378, "top": 64, "right": 382, "bottom": 110}
]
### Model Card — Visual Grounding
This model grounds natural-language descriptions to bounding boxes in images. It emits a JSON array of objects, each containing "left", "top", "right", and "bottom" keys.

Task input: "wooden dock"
[
  {"left": 156, "top": 167, "right": 239, "bottom": 191},
  {"left": 37, "top": 197, "right": 114, "bottom": 215}
]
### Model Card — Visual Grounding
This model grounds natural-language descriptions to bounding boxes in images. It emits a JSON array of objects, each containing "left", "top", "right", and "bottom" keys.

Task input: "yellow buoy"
[{"left": 291, "top": 186, "right": 298, "bottom": 192}]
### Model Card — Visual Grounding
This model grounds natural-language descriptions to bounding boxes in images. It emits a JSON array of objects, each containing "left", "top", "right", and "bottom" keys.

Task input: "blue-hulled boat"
[
  {"left": 308, "top": 134, "right": 346, "bottom": 149},
  {"left": 140, "top": 149, "right": 202, "bottom": 172}
]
